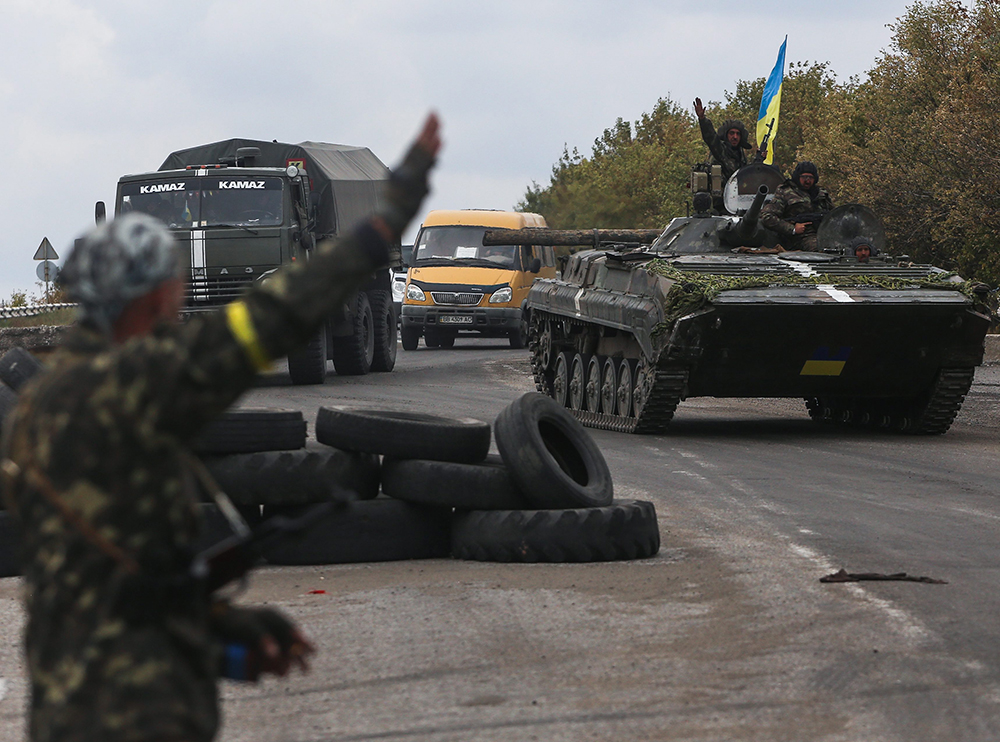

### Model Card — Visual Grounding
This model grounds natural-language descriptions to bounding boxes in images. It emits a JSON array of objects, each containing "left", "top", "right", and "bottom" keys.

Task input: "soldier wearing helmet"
[
  {"left": 760, "top": 161, "right": 834, "bottom": 252},
  {"left": 693, "top": 97, "right": 753, "bottom": 181}
]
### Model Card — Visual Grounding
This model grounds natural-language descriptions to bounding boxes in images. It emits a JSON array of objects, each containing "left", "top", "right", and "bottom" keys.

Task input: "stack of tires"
[{"left": 317, "top": 393, "right": 661, "bottom": 564}]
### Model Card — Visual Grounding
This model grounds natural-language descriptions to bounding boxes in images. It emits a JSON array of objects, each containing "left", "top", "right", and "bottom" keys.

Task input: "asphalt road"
[{"left": 1, "top": 339, "right": 999, "bottom": 741}]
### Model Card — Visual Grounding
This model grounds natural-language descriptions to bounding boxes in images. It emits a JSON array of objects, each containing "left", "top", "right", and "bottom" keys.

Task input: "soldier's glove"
[
  {"left": 377, "top": 115, "right": 440, "bottom": 240},
  {"left": 210, "top": 602, "right": 310, "bottom": 681}
]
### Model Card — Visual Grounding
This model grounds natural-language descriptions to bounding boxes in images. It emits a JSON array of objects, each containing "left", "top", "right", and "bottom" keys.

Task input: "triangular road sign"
[{"left": 33, "top": 237, "right": 58, "bottom": 261}]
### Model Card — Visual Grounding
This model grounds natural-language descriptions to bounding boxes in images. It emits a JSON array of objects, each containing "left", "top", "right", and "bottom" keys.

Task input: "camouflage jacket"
[
  {"left": 2, "top": 223, "right": 389, "bottom": 742},
  {"left": 698, "top": 116, "right": 748, "bottom": 181},
  {"left": 760, "top": 181, "right": 834, "bottom": 250}
]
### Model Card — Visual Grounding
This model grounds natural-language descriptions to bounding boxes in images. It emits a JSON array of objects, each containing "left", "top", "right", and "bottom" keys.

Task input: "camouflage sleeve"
[
  {"left": 122, "top": 224, "right": 389, "bottom": 440},
  {"left": 698, "top": 116, "right": 717, "bottom": 150},
  {"left": 760, "top": 192, "right": 795, "bottom": 237}
]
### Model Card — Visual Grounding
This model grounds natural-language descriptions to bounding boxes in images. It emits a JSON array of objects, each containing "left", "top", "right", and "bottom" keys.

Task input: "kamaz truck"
[{"left": 106, "top": 139, "right": 398, "bottom": 384}]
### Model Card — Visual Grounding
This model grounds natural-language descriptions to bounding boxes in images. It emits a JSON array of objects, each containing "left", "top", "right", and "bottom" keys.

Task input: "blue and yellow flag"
[{"left": 757, "top": 37, "right": 787, "bottom": 166}]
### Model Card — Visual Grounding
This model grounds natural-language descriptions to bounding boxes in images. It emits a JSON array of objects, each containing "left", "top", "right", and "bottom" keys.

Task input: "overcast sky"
[{"left": 0, "top": 0, "right": 933, "bottom": 300}]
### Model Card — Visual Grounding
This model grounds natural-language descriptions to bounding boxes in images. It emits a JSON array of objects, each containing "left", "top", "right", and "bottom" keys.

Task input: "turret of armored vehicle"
[
  {"left": 484, "top": 166, "right": 992, "bottom": 434},
  {"left": 104, "top": 139, "right": 397, "bottom": 385}
]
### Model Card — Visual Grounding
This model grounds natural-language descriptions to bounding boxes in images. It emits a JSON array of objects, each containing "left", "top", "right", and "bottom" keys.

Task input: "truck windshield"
[
  {"left": 415, "top": 226, "right": 518, "bottom": 268},
  {"left": 118, "top": 176, "right": 283, "bottom": 228}
]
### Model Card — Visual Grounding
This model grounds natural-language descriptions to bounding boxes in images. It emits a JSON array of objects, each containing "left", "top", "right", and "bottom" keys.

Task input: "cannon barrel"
[
  {"left": 482, "top": 227, "right": 662, "bottom": 247},
  {"left": 721, "top": 184, "right": 769, "bottom": 244}
]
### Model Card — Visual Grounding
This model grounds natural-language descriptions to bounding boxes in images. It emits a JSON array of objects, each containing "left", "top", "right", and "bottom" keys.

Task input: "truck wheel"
[
  {"left": 287, "top": 325, "right": 328, "bottom": 385},
  {"left": 381, "top": 454, "right": 529, "bottom": 510},
  {"left": 401, "top": 326, "right": 420, "bottom": 351},
  {"left": 509, "top": 312, "right": 528, "bottom": 349},
  {"left": 192, "top": 408, "right": 307, "bottom": 454},
  {"left": 0, "top": 347, "right": 42, "bottom": 392},
  {"left": 0, "top": 512, "right": 21, "bottom": 576},
  {"left": 451, "top": 500, "right": 660, "bottom": 563},
  {"left": 331, "top": 292, "right": 374, "bottom": 376},
  {"left": 262, "top": 499, "right": 452, "bottom": 565},
  {"left": 494, "top": 392, "right": 613, "bottom": 509},
  {"left": 316, "top": 405, "right": 491, "bottom": 462},
  {"left": 202, "top": 445, "right": 381, "bottom": 506},
  {"left": 369, "top": 290, "right": 397, "bottom": 372}
]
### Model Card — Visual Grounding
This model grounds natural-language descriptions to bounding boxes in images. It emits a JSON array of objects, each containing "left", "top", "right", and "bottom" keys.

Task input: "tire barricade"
[{"left": 0, "top": 344, "right": 661, "bottom": 576}]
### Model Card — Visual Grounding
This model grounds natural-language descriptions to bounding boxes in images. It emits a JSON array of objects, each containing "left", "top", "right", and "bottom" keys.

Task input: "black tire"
[
  {"left": 424, "top": 328, "right": 443, "bottom": 348},
  {"left": 202, "top": 445, "right": 380, "bottom": 506},
  {"left": 437, "top": 333, "right": 455, "bottom": 349},
  {"left": 452, "top": 500, "right": 660, "bottom": 563},
  {"left": 494, "top": 392, "right": 613, "bottom": 509},
  {"left": 0, "top": 347, "right": 42, "bottom": 392},
  {"left": 0, "top": 511, "right": 21, "bottom": 577},
  {"left": 287, "top": 326, "right": 328, "bottom": 385},
  {"left": 369, "top": 290, "right": 398, "bottom": 372},
  {"left": 382, "top": 454, "right": 530, "bottom": 510},
  {"left": 401, "top": 326, "right": 420, "bottom": 351},
  {"left": 0, "top": 383, "right": 18, "bottom": 427},
  {"left": 192, "top": 408, "right": 307, "bottom": 455},
  {"left": 316, "top": 405, "right": 491, "bottom": 463},
  {"left": 262, "top": 498, "right": 451, "bottom": 565},
  {"left": 509, "top": 311, "right": 528, "bottom": 349},
  {"left": 331, "top": 292, "right": 374, "bottom": 376}
]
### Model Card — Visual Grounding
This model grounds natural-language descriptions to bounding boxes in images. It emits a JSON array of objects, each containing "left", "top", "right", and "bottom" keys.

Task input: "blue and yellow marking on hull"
[{"left": 800, "top": 346, "right": 851, "bottom": 376}]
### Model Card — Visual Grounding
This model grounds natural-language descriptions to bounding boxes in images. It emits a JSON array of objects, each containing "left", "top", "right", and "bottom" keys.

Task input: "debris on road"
[{"left": 820, "top": 568, "right": 947, "bottom": 584}]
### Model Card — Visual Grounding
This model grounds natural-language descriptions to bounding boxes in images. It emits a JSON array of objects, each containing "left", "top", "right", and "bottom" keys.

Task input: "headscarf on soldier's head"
[
  {"left": 60, "top": 213, "right": 181, "bottom": 334},
  {"left": 791, "top": 161, "right": 820, "bottom": 196}
]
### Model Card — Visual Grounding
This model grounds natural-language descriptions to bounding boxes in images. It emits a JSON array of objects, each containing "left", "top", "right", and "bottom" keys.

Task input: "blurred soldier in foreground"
[
  {"left": 2, "top": 114, "right": 441, "bottom": 742},
  {"left": 760, "top": 161, "right": 834, "bottom": 251},
  {"left": 693, "top": 97, "right": 752, "bottom": 181}
]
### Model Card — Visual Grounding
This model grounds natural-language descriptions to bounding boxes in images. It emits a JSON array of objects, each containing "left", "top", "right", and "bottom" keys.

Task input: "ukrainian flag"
[{"left": 757, "top": 37, "right": 787, "bottom": 166}]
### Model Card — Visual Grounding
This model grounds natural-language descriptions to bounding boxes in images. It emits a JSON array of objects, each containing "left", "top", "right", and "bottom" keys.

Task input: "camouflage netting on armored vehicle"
[{"left": 485, "top": 183, "right": 992, "bottom": 435}]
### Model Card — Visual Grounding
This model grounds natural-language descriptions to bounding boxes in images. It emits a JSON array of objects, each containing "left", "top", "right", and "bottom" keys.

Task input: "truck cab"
[
  {"left": 400, "top": 210, "right": 556, "bottom": 350},
  {"left": 111, "top": 139, "right": 396, "bottom": 384}
]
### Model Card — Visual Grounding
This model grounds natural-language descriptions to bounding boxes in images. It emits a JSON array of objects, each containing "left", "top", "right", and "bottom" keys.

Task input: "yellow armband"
[{"left": 225, "top": 301, "right": 271, "bottom": 371}]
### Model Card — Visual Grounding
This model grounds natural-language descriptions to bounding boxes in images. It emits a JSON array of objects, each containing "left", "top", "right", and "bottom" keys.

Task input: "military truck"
[{"left": 106, "top": 139, "right": 397, "bottom": 384}]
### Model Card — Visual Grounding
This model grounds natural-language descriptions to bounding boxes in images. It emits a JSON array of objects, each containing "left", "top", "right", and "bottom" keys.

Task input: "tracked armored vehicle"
[{"left": 484, "top": 169, "right": 991, "bottom": 434}]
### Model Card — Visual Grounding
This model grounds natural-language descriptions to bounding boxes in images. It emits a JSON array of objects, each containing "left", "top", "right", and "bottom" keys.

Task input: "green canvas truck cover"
[{"left": 159, "top": 139, "right": 389, "bottom": 237}]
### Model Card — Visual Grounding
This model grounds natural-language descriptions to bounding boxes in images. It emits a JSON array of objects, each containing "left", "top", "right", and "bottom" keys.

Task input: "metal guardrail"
[{"left": 0, "top": 303, "right": 76, "bottom": 320}]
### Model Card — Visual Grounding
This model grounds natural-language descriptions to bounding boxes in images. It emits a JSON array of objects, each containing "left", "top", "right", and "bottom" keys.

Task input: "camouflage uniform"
[
  {"left": 760, "top": 180, "right": 834, "bottom": 252},
  {"left": 697, "top": 116, "right": 751, "bottom": 182},
  {"left": 3, "top": 220, "right": 395, "bottom": 741}
]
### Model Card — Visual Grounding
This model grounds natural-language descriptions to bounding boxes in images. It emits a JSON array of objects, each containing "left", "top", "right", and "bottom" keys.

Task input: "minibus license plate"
[{"left": 440, "top": 315, "right": 473, "bottom": 325}]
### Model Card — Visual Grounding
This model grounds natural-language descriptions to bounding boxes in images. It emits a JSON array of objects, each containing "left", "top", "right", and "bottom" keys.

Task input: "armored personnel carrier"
[{"left": 484, "top": 166, "right": 991, "bottom": 434}]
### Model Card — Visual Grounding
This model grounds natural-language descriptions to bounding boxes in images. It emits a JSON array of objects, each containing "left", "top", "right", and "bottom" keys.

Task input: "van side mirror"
[
  {"left": 95, "top": 201, "right": 106, "bottom": 224},
  {"left": 529, "top": 257, "right": 541, "bottom": 273}
]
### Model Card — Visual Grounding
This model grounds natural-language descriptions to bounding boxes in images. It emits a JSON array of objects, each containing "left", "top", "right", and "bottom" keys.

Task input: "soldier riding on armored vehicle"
[{"left": 485, "top": 164, "right": 991, "bottom": 435}]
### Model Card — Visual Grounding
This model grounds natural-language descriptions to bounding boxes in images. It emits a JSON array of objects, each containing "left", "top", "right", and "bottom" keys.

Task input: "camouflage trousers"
[{"left": 29, "top": 622, "right": 219, "bottom": 742}]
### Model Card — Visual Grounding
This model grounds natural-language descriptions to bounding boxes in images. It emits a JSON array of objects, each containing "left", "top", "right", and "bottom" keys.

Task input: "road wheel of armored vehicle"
[
  {"left": 585, "top": 356, "right": 603, "bottom": 412},
  {"left": 287, "top": 327, "right": 328, "bottom": 385},
  {"left": 192, "top": 408, "right": 307, "bottom": 454},
  {"left": 569, "top": 354, "right": 590, "bottom": 411},
  {"left": 552, "top": 352, "right": 571, "bottom": 408},
  {"left": 369, "top": 290, "right": 397, "bottom": 372},
  {"left": 616, "top": 359, "right": 637, "bottom": 418},
  {"left": 316, "top": 405, "right": 491, "bottom": 463},
  {"left": 0, "top": 347, "right": 42, "bottom": 392},
  {"left": 600, "top": 357, "right": 618, "bottom": 414},
  {"left": 382, "top": 454, "right": 529, "bottom": 510},
  {"left": 451, "top": 500, "right": 659, "bottom": 563},
  {"left": 494, "top": 392, "right": 613, "bottom": 509},
  {"left": 331, "top": 293, "right": 374, "bottom": 376},
  {"left": 537, "top": 320, "right": 554, "bottom": 370},
  {"left": 401, "top": 326, "right": 420, "bottom": 351}
]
